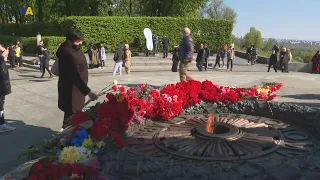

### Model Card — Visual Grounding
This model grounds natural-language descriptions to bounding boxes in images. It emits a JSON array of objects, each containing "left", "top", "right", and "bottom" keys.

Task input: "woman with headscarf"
[{"left": 124, "top": 44, "right": 132, "bottom": 74}]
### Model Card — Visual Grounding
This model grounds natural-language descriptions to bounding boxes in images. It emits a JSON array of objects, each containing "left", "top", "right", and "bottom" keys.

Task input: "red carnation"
[
  {"left": 119, "top": 86, "right": 125, "bottom": 92},
  {"left": 33, "top": 161, "right": 43, "bottom": 172},
  {"left": 61, "top": 163, "right": 72, "bottom": 176},
  {"left": 29, "top": 175, "right": 39, "bottom": 180},
  {"left": 140, "top": 84, "right": 146, "bottom": 88},
  {"left": 84, "top": 166, "right": 99, "bottom": 176},
  {"left": 72, "top": 111, "right": 90, "bottom": 126},
  {"left": 112, "top": 85, "right": 117, "bottom": 91},
  {"left": 109, "top": 131, "right": 125, "bottom": 148},
  {"left": 44, "top": 160, "right": 53, "bottom": 169},
  {"left": 72, "top": 165, "right": 84, "bottom": 175},
  {"left": 38, "top": 173, "right": 46, "bottom": 180}
]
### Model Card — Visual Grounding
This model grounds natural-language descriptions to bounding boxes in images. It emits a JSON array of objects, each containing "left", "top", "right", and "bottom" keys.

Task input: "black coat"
[
  {"left": 114, "top": 47, "right": 124, "bottom": 63},
  {"left": 0, "top": 55, "right": 11, "bottom": 96},
  {"left": 269, "top": 54, "right": 277, "bottom": 65},
  {"left": 196, "top": 48, "right": 205, "bottom": 63},
  {"left": 57, "top": 41, "right": 90, "bottom": 113},
  {"left": 42, "top": 49, "right": 50, "bottom": 68}
]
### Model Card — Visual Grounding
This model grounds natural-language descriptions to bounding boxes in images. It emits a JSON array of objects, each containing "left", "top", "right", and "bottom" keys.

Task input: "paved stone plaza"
[{"left": 1, "top": 55, "right": 320, "bottom": 175}]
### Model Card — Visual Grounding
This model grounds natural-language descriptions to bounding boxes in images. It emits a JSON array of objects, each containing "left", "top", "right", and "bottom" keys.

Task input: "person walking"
[
  {"left": 56, "top": 28, "right": 98, "bottom": 130},
  {"left": 311, "top": 51, "right": 319, "bottom": 74},
  {"left": 16, "top": 40, "right": 23, "bottom": 67},
  {"left": 282, "top": 49, "right": 292, "bottom": 73},
  {"left": 91, "top": 45, "right": 100, "bottom": 69},
  {"left": 268, "top": 50, "right": 278, "bottom": 72},
  {"left": 179, "top": 27, "right": 194, "bottom": 82},
  {"left": 196, "top": 44, "right": 206, "bottom": 71},
  {"left": 113, "top": 45, "right": 124, "bottom": 76},
  {"left": 8, "top": 44, "right": 16, "bottom": 69},
  {"left": 87, "top": 42, "right": 94, "bottom": 68},
  {"left": 162, "top": 36, "right": 169, "bottom": 58},
  {"left": 153, "top": 34, "right": 159, "bottom": 56},
  {"left": 0, "top": 44, "right": 16, "bottom": 133},
  {"left": 40, "top": 46, "right": 53, "bottom": 78},
  {"left": 226, "top": 47, "right": 235, "bottom": 71},
  {"left": 124, "top": 44, "right": 132, "bottom": 74},
  {"left": 204, "top": 44, "right": 210, "bottom": 71},
  {"left": 99, "top": 43, "right": 106, "bottom": 69},
  {"left": 220, "top": 45, "right": 227, "bottom": 68},
  {"left": 279, "top": 46, "right": 286, "bottom": 72},
  {"left": 213, "top": 48, "right": 221, "bottom": 69},
  {"left": 37, "top": 41, "right": 45, "bottom": 73}
]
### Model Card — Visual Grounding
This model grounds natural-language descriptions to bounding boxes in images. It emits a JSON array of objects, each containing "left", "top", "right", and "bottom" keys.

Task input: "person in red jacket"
[{"left": 311, "top": 51, "right": 319, "bottom": 74}]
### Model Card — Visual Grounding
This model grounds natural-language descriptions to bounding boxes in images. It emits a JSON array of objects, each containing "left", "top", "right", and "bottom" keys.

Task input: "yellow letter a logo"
[{"left": 25, "top": 7, "right": 33, "bottom": 16}]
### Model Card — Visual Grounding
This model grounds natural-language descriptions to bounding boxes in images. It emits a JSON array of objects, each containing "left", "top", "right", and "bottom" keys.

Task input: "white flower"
[{"left": 113, "top": 80, "right": 118, "bottom": 85}]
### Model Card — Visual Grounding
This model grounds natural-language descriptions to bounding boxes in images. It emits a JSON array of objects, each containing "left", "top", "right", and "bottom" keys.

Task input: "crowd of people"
[{"left": 6, "top": 40, "right": 23, "bottom": 69}]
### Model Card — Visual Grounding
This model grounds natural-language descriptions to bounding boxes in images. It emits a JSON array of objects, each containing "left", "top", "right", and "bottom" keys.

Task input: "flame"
[{"left": 206, "top": 113, "right": 215, "bottom": 133}]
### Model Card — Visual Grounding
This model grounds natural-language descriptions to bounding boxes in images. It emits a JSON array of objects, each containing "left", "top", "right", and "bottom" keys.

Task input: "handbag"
[{"left": 51, "top": 56, "right": 59, "bottom": 76}]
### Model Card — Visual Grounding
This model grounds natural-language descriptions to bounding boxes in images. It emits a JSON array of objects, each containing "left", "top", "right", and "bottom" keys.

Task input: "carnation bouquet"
[{"left": 4, "top": 80, "right": 283, "bottom": 179}]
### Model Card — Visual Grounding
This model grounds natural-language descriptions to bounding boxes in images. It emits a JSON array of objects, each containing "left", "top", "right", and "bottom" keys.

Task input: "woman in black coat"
[
  {"left": 268, "top": 50, "right": 277, "bottom": 72},
  {"left": 40, "top": 47, "right": 53, "bottom": 78},
  {"left": 0, "top": 44, "right": 16, "bottom": 132}
]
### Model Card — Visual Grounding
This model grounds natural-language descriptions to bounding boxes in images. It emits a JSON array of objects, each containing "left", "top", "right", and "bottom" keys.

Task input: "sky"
[{"left": 224, "top": 0, "right": 320, "bottom": 41}]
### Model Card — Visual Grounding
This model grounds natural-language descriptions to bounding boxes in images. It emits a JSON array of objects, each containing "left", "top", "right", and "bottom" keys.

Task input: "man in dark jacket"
[
  {"left": 162, "top": 36, "right": 169, "bottom": 58},
  {"left": 268, "top": 50, "right": 277, "bottom": 72},
  {"left": 204, "top": 44, "right": 210, "bottom": 71},
  {"left": 0, "top": 44, "right": 16, "bottom": 133},
  {"left": 179, "top": 27, "right": 194, "bottom": 82},
  {"left": 57, "top": 29, "right": 98, "bottom": 130},
  {"left": 113, "top": 45, "right": 124, "bottom": 76},
  {"left": 196, "top": 44, "right": 206, "bottom": 71},
  {"left": 272, "top": 44, "right": 280, "bottom": 54}
]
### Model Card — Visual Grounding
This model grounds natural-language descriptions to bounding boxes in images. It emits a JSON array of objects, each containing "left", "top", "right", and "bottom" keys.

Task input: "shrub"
[
  {"left": 61, "top": 16, "right": 234, "bottom": 52},
  {"left": 0, "top": 17, "right": 233, "bottom": 53}
]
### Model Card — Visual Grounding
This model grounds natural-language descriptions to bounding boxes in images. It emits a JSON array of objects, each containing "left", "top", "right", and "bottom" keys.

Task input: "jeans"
[
  {"left": 227, "top": 59, "right": 233, "bottom": 71},
  {"left": 113, "top": 62, "right": 123, "bottom": 76},
  {"left": 163, "top": 47, "right": 168, "bottom": 58},
  {"left": 283, "top": 63, "right": 289, "bottom": 72},
  {"left": 221, "top": 57, "right": 225, "bottom": 66},
  {"left": 9, "top": 57, "right": 15, "bottom": 68},
  {"left": 0, "top": 95, "right": 5, "bottom": 125},
  {"left": 153, "top": 44, "right": 158, "bottom": 54},
  {"left": 39, "top": 57, "right": 43, "bottom": 72},
  {"left": 196, "top": 62, "right": 204, "bottom": 71},
  {"left": 100, "top": 60, "right": 105, "bottom": 67}
]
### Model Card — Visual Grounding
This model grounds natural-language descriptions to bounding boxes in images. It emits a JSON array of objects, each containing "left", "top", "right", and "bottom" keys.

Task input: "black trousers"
[
  {"left": 204, "top": 58, "right": 208, "bottom": 70},
  {"left": 172, "top": 60, "right": 179, "bottom": 72},
  {"left": 268, "top": 64, "right": 277, "bottom": 72},
  {"left": 63, "top": 111, "right": 73, "bottom": 128},
  {"left": 214, "top": 60, "right": 220, "bottom": 68},
  {"left": 0, "top": 95, "right": 5, "bottom": 125},
  {"left": 163, "top": 47, "right": 168, "bottom": 58}
]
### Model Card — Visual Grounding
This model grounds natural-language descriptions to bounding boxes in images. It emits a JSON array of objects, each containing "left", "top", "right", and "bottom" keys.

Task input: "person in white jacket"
[{"left": 99, "top": 43, "right": 107, "bottom": 69}]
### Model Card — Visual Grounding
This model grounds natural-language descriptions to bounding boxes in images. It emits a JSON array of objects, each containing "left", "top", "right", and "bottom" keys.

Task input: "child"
[
  {"left": 99, "top": 43, "right": 106, "bottom": 69},
  {"left": 171, "top": 46, "right": 179, "bottom": 72},
  {"left": 214, "top": 50, "right": 221, "bottom": 69},
  {"left": 268, "top": 50, "right": 278, "bottom": 72}
]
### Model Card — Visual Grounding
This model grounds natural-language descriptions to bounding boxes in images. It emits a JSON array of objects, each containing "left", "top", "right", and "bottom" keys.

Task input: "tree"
[
  {"left": 243, "top": 27, "right": 263, "bottom": 49},
  {"left": 200, "top": 0, "right": 237, "bottom": 22},
  {"left": 138, "top": 0, "right": 207, "bottom": 17},
  {"left": 263, "top": 38, "right": 276, "bottom": 51}
]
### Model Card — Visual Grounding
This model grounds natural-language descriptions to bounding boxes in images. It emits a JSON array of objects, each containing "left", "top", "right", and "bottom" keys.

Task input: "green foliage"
[
  {"left": 263, "top": 38, "right": 276, "bottom": 51},
  {"left": 61, "top": 16, "right": 234, "bottom": 52},
  {"left": 243, "top": 27, "right": 263, "bottom": 49},
  {"left": 0, "top": 17, "right": 233, "bottom": 53},
  {"left": 201, "top": 0, "right": 237, "bottom": 23}
]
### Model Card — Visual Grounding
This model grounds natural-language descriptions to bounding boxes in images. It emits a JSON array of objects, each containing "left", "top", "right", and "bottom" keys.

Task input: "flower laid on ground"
[{"left": 22, "top": 80, "right": 283, "bottom": 179}]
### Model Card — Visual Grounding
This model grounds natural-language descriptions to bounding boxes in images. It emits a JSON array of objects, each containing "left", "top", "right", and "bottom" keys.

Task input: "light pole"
[{"left": 36, "top": 32, "right": 41, "bottom": 46}]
